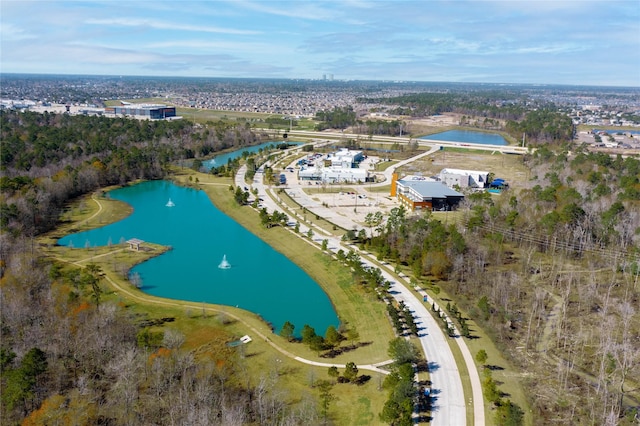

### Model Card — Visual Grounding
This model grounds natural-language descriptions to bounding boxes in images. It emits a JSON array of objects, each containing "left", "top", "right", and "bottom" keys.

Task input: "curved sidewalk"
[{"left": 51, "top": 247, "right": 393, "bottom": 377}]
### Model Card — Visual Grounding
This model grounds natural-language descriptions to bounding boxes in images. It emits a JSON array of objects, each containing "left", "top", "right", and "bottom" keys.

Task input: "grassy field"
[{"left": 398, "top": 147, "right": 528, "bottom": 189}]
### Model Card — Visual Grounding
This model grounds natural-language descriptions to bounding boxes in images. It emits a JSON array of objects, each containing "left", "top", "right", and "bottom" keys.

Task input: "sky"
[{"left": 1, "top": 0, "right": 639, "bottom": 87}]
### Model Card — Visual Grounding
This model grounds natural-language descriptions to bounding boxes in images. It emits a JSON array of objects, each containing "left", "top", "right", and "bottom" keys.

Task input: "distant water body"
[
  {"left": 58, "top": 180, "right": 339, "bottom": 336},
  {"left": 601, "top": 129, "right": 640, "bottom": 135},
  {"left": 204, "top": 141, "right": 301, "bottom": 169},
  {"left": 420, "top": 130, "right": 508, "bottom": 146}
]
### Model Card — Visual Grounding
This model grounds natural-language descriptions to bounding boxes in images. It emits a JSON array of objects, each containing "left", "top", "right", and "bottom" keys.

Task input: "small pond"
[{"left": 420, "top": 130, "right": 508, "bottom": 146}]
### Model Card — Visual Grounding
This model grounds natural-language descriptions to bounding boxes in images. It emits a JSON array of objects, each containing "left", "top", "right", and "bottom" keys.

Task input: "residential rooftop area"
[{"left": 1, "top": 74, "right": 639, "bottom": 121}]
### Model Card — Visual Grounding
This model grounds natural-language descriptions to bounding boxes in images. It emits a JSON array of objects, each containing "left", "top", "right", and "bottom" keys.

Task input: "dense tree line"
[
  {"left": 386, "top": 301, "right": 419, "bottom": 337},
  {"left": 314, "top": 106, "right": 357, "bottom": 130},
  {"left": 0, "top": 253, "right": 318, "bottom": 424},
  {"left": 352, "top": 119, "right": 406, "bottom": 137},
  {"left": 380, "top": 338, "right": 421, "bottom": 425},
  {"left": 358, "top": 91, "right": 533, "bottom": 121},
  {"left": 358, "top": 91, "right": 577, "bottom": 144},
  {"left": 479, "top": 144, "right": 640, "bottom": 252},
  {"left": 367, "top": 206, "right": 467, "bottom": 280},
  {"left": 264, "top": 116, "right": 297, "bottom": 127},
  {"left": 504, "top": 109, "right": 574, "bottom": 144},
  {"left": 0, "top": 110, "right": 259, "bottom": 238}
]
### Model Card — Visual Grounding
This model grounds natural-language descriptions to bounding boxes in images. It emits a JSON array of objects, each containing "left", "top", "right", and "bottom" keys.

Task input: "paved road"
[
  {"left": 370, "top": 143, "right": 441, "bottom": 187},
  {"left": 266, "top": 128, "right": 529, "bottom": 155},
  {"left": 239, "top": 152, "right": 485, "bottom": 426},
  {"left": 386, "top": 275, "right": 466, "bottom": 425}
]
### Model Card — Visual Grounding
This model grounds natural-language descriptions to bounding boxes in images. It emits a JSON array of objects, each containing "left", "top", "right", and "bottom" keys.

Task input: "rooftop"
[{"left": 397, "top": 180, "right": 464, "bottom": 198}]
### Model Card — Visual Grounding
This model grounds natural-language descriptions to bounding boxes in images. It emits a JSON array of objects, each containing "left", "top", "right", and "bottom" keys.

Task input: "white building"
[
  {"left": 297, "top": 148, "right": 369, "bottom": 183},
  {"left": 298, "top": 165, "right": 369, "bottom": 183},
  {"left": 439, "top": 168, "right": 489, "bottom": 189},
  {"left": 327, "top": 148, "right": 364, "bottom": 168}
]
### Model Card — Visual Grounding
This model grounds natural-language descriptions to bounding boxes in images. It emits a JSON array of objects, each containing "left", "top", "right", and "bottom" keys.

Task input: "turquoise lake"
[
  {"left": 420, "top": 130, "right": 508, "bottom": 146},
  {"left": 58, "top": 180, "right": 339, "bottom": 335}
]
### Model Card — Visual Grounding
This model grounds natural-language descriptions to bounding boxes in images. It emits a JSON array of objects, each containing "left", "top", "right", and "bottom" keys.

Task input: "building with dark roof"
[
  {"left": 391, "top": 174, "right": 464, "bottom": 211},
  {"left": 105, "top": 103, "right": 176, "bottom": 120}
]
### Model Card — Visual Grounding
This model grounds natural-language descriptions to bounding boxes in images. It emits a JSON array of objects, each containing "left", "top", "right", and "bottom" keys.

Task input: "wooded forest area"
[
  {"left": 0, "top": 111, "right": 260, "bottom": 236},
  {"left": 0, "top": 111, "right": 309, "bottom": 425},
  {"left": 317, "top": 93, "right": 575, "bottom": 143}
]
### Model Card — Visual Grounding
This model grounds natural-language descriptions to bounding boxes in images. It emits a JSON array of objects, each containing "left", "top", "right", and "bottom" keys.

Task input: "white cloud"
[
  {"left": 513, "top": 44, "right": 587, "bottom": 55},
  {"left": 0, "top": 23, "right": 37, "bottom": 41},
  {"left": 231, "top": 0, "right": 364, "bottom": 24},
  {"left": 86, "top": 18, "right": 261, "bottom": 35}
]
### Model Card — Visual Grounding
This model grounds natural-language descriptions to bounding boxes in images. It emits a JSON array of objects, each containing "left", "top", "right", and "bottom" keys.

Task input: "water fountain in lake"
[
  {"left": 218, "top": 254, "right": 231, "bottom": 269},
  {"left": 166, "top": 198, "right": 175, "bottom": 207}
]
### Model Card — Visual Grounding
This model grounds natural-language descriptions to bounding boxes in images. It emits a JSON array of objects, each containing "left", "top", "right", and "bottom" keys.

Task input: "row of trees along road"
[{"left": 352, "top": 139, "right": 639, "bottom": 425}]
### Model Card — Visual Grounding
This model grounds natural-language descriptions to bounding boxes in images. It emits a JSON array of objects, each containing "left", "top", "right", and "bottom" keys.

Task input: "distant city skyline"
[{"left": 1, "top": 0, "right": 639, "bottom": 87}]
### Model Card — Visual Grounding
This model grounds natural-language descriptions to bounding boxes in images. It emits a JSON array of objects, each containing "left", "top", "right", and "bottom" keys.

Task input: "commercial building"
[
  {"left": 439, "top": 168, "right": 489, "bottom": 189},
  {"left": 327, "top": 148, "right": 364, "bottom": 168},
  {"left": 391, "top": 174, "right": 464, "bottom": 211},
  {"left": 298, "top": 165, "right": 370, "bottom": 183},
  {"left": 78, "top": 107, "right": 105, "bottom": 116},
  {"left": 105, "top": 103, "right": 176, "bottom": 120},
  {"left": 297, "top": 148, "right": 370, "bottom": 183}
]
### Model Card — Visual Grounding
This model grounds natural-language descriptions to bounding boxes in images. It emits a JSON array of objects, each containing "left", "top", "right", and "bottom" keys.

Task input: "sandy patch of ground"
[{"left": 407, "top": 113, "right": 460, "bottom": 128}]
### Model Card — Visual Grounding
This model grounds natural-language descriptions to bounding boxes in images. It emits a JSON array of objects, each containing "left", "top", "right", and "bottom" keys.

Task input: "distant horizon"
[
  {"left": 2, "top": 1, "right": 638, "bottom": 88},
  {"left": 2, "top": 72, "right": 639, "bottom": 90}
]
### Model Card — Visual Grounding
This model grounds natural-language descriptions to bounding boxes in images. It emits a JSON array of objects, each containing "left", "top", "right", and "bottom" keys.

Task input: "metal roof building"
[
  {"left": 391, "top": 174, "right": 464, "bottom": 211},
  {"left": 105, "top": 104, "right": 176, "bottom": 120}
]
